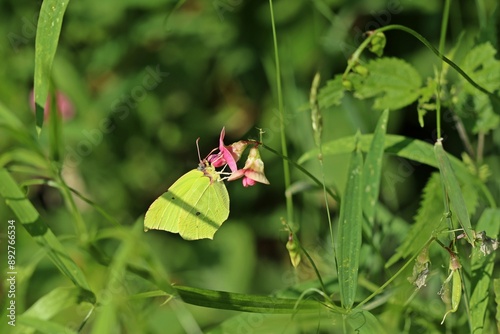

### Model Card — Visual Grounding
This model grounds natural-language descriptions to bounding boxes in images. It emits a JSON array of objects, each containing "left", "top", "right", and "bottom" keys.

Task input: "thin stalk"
[
  {"left": 269, "top": 0, "right": 294, "bottom": 226},
  {"left": 436, "top": 0, "right": 451, "bottom": 139}
]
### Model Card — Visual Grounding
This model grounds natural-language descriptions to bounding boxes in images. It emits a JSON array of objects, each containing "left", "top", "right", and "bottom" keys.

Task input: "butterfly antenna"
[{"left": 196, "top": 138, "right": 202, "bottom": 162}]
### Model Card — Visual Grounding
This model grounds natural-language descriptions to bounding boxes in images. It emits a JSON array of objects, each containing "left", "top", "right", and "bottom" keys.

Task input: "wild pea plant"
[{"left": 1, "top": 0, "right": 500, "bottom": 333}]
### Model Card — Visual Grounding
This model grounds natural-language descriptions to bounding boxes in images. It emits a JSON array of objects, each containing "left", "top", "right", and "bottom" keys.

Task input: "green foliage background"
[{"left": 1, "top": 0, "right": 500, "bottom": 333}]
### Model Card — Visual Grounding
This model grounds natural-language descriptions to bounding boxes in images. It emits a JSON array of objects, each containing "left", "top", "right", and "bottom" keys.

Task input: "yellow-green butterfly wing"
[{"left": 144, "top": 164, "right": 230, "bottom": 240}]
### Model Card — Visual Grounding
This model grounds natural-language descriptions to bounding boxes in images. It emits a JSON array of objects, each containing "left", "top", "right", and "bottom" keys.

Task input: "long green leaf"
[
  {"left": 337, "top": 138, "right": 364, "bottom": 309},
  {"left": 362, "top": 110, "right": 388, "bottom": 225},
  {"left": 0, "top": 168, "right": 95, "bottom": 303},
  {"left": 434, "top": 140, "right": 475, "bottom": 244},
  {"left": 174, "top": 285, "right": 325, "bottom": 314},
  {"left": 34, "top": 0, "right": 70, "bottom": 134},
  {"left": 470, "top": 209, "right": 500, "bottom": 333}
]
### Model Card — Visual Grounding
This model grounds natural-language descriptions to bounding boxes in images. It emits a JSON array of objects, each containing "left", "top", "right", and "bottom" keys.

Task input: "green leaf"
[
  {"left": 386, "top": 173, "right": 444, "bottom": 267},
  {"left": 349, "top": 57, "right": 422, "bottom": 110},
  {"left": 174, "top": 285, "right": 325, "bottom": 314},
  {"left": 34, "top": 0, "right": 71, "bottom": 134},
  {"left": 318, "top": 74, "right": 345, "bottom": 109},
  {"left": 337, "top": 138, "right": 364, "bottom": 309},
  {"left": 348, "top": 310, "right": 387, "bottom": 334},
  {"left": 0, "top": 168, "right": 95, "bottom": 303},
  {"left": 470, "top": 209, "right": 500, "bottom": 333},
  {"left": 494, "top": 279, "right": 500, "bottom": 330},
  {"left": 363, "top": 110, "right": 388, "bottom": 225},
  {"left": 434, "top": 140, "right": 474, "bottom": 244},
  {"left": 454, "top": 42, "right": 500, "bottom": 133}
]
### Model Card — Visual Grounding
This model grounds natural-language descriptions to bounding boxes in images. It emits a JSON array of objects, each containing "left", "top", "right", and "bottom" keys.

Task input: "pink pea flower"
[
  {"left": 228, "top": 146, "right": 270, "bottom": 187},
  {"left": 208, "top": 127, "right": 247, "bottom": 172},
  {"left": 29, "top": 89, "right": 75, "bottom": 121}
]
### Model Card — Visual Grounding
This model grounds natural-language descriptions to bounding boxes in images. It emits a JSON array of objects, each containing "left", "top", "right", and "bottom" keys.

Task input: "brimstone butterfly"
[{"left": 144, "top": 160, "right": 230, "bottom": 240}]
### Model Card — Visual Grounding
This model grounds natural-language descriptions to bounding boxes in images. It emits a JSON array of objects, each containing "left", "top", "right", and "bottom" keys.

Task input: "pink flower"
[
  {"left": 208, "top": 127, "right": 247, "bottom": 172},
  {"left": 228, "top": 147, "right": 269, "bottom": 187},
  {"left": 29, "top": 90, "right": 75, "bottom": 121}
]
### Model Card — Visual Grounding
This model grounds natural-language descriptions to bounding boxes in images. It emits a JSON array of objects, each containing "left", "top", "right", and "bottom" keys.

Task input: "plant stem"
[
  {"left": 436, "top": 0, "right": 451, "bottom": 139},
  {"left": 269, "top": 0, "right": 294, "bottom": 226}
]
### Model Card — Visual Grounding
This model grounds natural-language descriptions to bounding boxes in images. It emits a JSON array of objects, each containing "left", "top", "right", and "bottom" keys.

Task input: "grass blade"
[
  {"left": 18, "top": 287, "right": 82, "bottom": 334},
  {"left": 174, "top": 285, "right": 326, "bottom": 314},
  {"left": 362, "top": 109, "right": 388, "bottom": 224},
  {"left": 0, "top": 168, "right": 95, "bottom": 303},
  {"left": 17, "top": 317, "right": 78, "bottom": 334},
  {"left": 337, "top": 137, "right": 364, "bottom": 309},
  {"left": 434, "top": 139, "right": 475, "bottom": 244},
  {"left": 34, "top": 0, "right": 70, "bottom": 134}
]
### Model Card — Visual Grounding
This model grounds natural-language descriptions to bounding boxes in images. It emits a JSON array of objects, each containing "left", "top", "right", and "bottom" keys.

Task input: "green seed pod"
[{"left": 441, "top": 269, "right": 461, "bottom": 324}]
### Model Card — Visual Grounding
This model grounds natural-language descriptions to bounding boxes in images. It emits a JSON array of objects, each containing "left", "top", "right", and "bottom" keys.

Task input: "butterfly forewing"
[
  {"left": 144, "top": 165, "right": 230, "bottom": 240},
  {"left": 144, "top": 169, "right": 203, "bottom": 233}
]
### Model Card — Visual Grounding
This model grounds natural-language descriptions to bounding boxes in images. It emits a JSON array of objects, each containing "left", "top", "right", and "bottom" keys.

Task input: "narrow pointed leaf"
[
  {"left": 337, "top": 139, "right": 364, "bottom": 309},
  {"left": 434, "top": 140, "right": 474, "bottom": 244},
  {"left": 174, "top": 285, "right": 325, "bottom": 314},
  {"left": 362, "top": 109, "right": 388, "bottom": 224},
  {"left": 34, "top": 0, "right": 70, "bottom": 134}
]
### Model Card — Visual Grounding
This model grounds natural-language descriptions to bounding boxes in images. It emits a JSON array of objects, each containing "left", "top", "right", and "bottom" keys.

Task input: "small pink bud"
[{"left": 29, "top": 89, "right": 75, "bottom": 121}]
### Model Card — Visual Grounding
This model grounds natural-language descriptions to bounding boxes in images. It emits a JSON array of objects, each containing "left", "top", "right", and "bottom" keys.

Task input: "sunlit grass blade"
[
  {"left": 34, "top": 0, "right": 70, "bottom": 134},
  {"left": 17, "top": 316, "right": 78, "bottom": 334},
  {"left": 470, "top": 209, "right": 500, "bottom": 332},
  {"left": 0, "top": 168, "right": 95, "bottom": 303},
  {"left": 337, "top": 137, "right": 364, "bottom": 309},
  {"left": 174, "top": 285, "right": 325, "bottom": 314},
  {"left": 362, "top": 109, "right": 388, "bottom": 225},
  {"left": 434, "top": 140, "right": 475, "bottom": 244},
  {"left": 18, "top": 287, "right": 82, "bottom": 334}
]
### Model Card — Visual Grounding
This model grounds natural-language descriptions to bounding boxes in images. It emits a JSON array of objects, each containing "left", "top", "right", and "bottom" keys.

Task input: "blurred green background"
[{"left": 1, "top": 0, "right": 498, "bottom": 332}]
